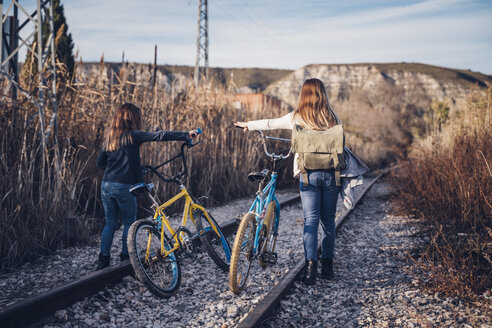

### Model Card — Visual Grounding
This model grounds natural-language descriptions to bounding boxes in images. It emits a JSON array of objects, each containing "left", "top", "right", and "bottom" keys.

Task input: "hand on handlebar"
[
  {"left": 234, "top": 122, "right": 248, "bottom": 132},
  {"left": 189, "top": 128, "right": 201, "bottom": 139},
  {"left": 187, "top": 128, "right": 203, "bottom": 148}
]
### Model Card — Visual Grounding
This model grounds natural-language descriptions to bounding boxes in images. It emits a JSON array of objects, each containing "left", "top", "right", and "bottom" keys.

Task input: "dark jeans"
[
  {"left": 299, "top": 170, "right": 340, "bottom": 260},
  {"left": 100, "top": 181, "right": 137, "bottom": 257}
]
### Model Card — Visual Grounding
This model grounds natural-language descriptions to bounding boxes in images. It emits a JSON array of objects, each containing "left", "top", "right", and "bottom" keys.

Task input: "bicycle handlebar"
[
  {"left": 143, "top": 128, "right": 203, "bottom": 184},
  {"left": 256, "top": 130, "right": 291, "bottom": 160}
]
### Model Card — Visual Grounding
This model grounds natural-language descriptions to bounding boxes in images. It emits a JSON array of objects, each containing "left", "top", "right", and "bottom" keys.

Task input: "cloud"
[
  {"left": 329, "top": 0, "right": 467, "bottom": 26},
  {"left": 209, "top": 0, "right": 492, "bottom": 72},
  {"left": 7, "top": 0, "right": 492, "bottom": 73}
]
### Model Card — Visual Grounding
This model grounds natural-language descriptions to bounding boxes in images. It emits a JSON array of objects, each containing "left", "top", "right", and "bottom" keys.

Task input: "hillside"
[
  {"left": 80, "top": 62, "right": 491, "bottom": 106},
  {"left": 265, "top": 62, "right": 492, "bottom": 108},
  {"left": 80, "top": 62, "right": 292, "bottom": 92},
  {"left": 159, "top": 65, "right": 292, "bottom": 92}
]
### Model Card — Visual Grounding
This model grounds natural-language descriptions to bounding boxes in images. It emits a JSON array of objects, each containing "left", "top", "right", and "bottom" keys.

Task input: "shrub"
[{"left": 391, "top": 88, "right": 492, "bottom": 300}]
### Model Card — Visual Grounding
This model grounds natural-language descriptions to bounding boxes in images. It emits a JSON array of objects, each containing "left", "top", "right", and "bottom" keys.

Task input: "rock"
[
  {"left": 54, "top": 310, "right": 67, "bottom": 320},
  {"left": 226, "top": 305, "right": 238, "bottom": 317},
  {"left": 84, "top": 318, "right": 96, "bottom": 326},
  {"left": 100, "top": 313, "right": 111, "bottom": 322}
]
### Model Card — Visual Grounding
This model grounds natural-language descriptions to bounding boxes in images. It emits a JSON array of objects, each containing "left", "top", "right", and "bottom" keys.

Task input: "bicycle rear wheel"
[
  {"left": 194, "top": 208, "right": 231, "bottom": 271},
  {"left": 259, "top": 201, "right": 279, "bottom": 267},
  {"left": 229, "top": 213, "right": 256, "bottom": 294},
  {"left": 128, "top": 219, "right": 181, "bottom": 298}
]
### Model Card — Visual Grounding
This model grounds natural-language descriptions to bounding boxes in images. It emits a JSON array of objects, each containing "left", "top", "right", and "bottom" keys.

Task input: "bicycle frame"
[
  {"left": 140, "top": 141, "right": 231, "bottom": 263},
  {"left": 246, "top": 130, "right": 290, "bottom": 256},
  {"left": 149, "top": 186, "right": 227, "bottom": 259},
  {"left": 248, "top": 172, "right": 281, "bottom": 255}
]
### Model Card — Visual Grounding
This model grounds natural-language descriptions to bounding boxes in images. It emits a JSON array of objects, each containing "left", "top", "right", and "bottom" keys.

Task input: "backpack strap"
[
  {"left": 335, "top": 169, "right": 341, "bottom": 186},
  {"left": 298, "top": 154, "right": 309, "bottom": 186}
]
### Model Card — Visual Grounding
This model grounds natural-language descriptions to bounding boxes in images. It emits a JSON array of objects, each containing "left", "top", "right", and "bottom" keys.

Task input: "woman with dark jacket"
[{"left": 96, "top": 103, "right": 197, "bottom": 270}]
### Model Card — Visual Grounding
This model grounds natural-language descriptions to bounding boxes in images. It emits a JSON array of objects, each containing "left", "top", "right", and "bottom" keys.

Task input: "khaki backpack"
[{"left": 291, "top": 124, "right": 346, "bottom": 186}]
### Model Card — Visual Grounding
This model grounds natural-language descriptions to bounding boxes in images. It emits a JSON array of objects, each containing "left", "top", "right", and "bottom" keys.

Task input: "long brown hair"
[
  {"left": 104, "top": 103, "right": 143, "bottom": 151},
  {"left": 293, "top": 78, "right": 340, "bottom": 130}
]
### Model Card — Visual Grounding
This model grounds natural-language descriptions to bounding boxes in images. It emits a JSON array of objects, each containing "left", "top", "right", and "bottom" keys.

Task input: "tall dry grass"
[
  {"left": 0, "top": 59, "right": 290, "bottom": 270},
  {"left": 391, "top": 87, "right": 492, "bottom": 300}
]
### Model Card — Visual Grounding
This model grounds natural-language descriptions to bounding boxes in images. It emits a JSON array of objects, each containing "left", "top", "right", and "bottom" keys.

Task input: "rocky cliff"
[{"left": 265, "top": 63, "right": 491, "bottom": 109}]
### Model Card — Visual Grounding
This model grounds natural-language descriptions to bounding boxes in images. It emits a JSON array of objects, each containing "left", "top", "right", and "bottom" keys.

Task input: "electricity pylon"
[
  {"left": 194, "top": 0, "right": 208, "bottom": 88},
  {"left": 0, "top": 0, "right": 58, "bottom": 146}
]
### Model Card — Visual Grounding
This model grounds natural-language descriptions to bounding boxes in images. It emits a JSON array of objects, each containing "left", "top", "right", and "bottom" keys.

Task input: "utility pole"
[
  {"left": 1, "top": 0, "right": 18, "bottom": 99},
  {"left": 194, "top": 0, "right": 208, "bottom": 89}
]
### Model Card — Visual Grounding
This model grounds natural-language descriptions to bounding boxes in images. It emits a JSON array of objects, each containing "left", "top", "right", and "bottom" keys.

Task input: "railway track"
[
  {"left": 0, "top": 171, "right": 386, "bottom": 328},
  {"left": 237, "top": 170, "right": 387, "bottom": 328},
  {"left": 0, "top": 195, "right": 301, "bottom": 327}
]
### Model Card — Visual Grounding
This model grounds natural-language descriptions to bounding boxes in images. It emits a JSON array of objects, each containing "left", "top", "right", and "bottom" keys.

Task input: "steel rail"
[
  {"left": 0, "top": 195, "right": 301, "bottom": 328},
  {"left": 237, "top": 169, "right": 391, "bottom": 328}
]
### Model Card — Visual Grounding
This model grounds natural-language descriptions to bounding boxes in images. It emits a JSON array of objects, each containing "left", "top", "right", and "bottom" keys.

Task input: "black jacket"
[{"left": 96, "top": 130, "right": 190, "bottom": 184}]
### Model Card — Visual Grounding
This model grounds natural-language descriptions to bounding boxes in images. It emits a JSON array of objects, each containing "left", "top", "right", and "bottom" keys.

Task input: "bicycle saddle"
[
  {"left": 129, "top": 183, "right": 155, "bottom": 196},
  {"left": 248, "top": 169, "right": 270, "bottom": 183}
]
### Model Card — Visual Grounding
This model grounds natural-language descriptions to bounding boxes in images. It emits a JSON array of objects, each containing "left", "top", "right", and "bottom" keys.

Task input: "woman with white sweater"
[{"left": 235, "top": 78, "right": 343, "bottom": 285}]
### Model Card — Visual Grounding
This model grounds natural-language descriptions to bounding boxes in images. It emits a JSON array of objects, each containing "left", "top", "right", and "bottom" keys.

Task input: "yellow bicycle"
[{"left": 127, "top": 139, "right": 231, "bottom": 298}]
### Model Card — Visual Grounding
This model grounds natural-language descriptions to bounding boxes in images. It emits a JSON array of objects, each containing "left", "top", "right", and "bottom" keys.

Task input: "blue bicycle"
[{"left": 229, "top": 130, "right": 291, "bottom": 294}]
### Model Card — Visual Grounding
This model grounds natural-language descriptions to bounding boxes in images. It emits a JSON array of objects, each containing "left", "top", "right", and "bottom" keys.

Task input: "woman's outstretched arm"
[{"left": 234, "top": 112, "right": 294, "bottom": 132}]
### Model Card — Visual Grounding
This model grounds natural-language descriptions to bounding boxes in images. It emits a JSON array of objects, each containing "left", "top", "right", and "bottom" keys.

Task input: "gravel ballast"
[
  {"left": 263, "top": 180, "right": 491, "bottom": 328},
  {"left": 1, "top": 178, "right": 490, "bottom": 327}
]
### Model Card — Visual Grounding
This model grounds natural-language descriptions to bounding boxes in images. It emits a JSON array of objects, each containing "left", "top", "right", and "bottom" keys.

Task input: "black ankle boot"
[
  {"left": 96, "top": 253, "right": 110, "bottom": 270},
  {"left": 320, "top": 258, "right": 334, "bottom": 279},
  {"left": 120, "top": 253, "right": 129, "bottom": 262},
  {"left": 302, "top": 260, "right": 317, "bottom": 285}
]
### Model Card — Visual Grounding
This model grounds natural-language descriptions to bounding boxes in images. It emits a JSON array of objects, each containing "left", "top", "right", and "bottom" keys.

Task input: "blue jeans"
[
  {"left": 299, "top": 170, "right": 340, "bottom": 261},
  {"left": 100, "top": 181, "right": 137, "bottom": 257}
]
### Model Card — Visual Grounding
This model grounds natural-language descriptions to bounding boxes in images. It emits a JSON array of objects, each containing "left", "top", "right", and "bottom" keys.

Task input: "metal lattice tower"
[
  {"left": 0, "top": 0, "right": 58, "bottom": 145},
  {"left": 194, "top": 0, "right": 208, "bottom": 88}
]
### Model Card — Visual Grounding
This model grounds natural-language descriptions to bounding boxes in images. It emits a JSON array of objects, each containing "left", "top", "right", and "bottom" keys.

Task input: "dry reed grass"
[
  {"left": 391, "top": 87, "right": 492, "bottom": 300},
  {"left": 0, "top": 59, "right": 290, "bottom": 270}
]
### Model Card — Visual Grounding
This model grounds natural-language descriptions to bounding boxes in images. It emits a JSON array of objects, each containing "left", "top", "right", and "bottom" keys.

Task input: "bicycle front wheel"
[
  {"left": 229, "top": 213, "right": 256, "bottom": 294},
  {"left": 194, "top": 208, "right": 231, "bottom": 271},
  {"left": 128, "top": 219, "right": 181, "bottom": 298}
]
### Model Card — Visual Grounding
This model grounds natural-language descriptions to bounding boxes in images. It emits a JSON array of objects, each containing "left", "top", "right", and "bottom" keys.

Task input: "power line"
[
  {"left": 211, "top": 0, "right": 302, "bottom": 66},
  {"left": 229, "top": 0, "right": 301, "bottom": 60}
]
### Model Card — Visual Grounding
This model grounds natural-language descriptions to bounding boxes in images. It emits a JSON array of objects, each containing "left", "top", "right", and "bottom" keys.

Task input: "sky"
[{"left": 6, "top": 0, "right": 492, "bottom": 74}]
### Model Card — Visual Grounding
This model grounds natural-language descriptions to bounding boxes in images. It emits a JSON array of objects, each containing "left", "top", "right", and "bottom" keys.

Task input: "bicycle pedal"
[{"left": 261, "top": 251, "right": 278, "bottom": 264}]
